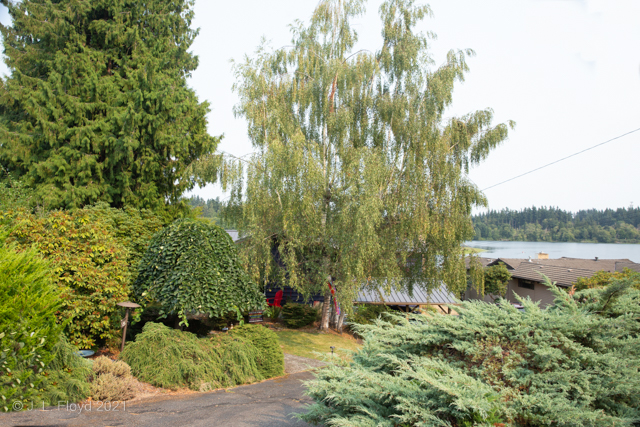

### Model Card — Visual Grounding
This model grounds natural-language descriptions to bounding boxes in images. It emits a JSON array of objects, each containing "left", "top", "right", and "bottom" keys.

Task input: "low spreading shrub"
[
  {"left": 89, "top": 357, "right": 136, "bottom": 401},
  {"left": 229, "top": 324, "right": 284, "bottom": 379},
  {"left": 121, "top": 322, "right": 263, "bottom": 391},
  {"left": 302, "top": 276, "right": 640, "bottom": 426},
  {"left": 282, "top": 303, "right": 317, "bottom": 328},
  {"left": 90, "top": 374, "right": 137, "bottom": 402},
  {"left": 0, "top": 242, "right": 62, "bottom": 411},
  {"left": 91, "top": 356, "right": 131, "bottom": 378},
  {"left": 36, "top": 337, "right": 91, "bottom": 407}
]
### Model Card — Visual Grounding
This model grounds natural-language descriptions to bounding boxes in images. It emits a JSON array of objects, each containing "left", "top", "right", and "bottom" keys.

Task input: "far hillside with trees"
[{"left": 473, "top": 206, "right": 640, "bottom": 243}]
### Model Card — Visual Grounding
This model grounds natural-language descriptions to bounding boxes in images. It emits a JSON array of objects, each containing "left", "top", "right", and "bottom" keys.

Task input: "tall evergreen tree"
[
  {"left": 224, "top": 0, "right": 513, "bottom": 328},
  {"left": 0, "top": 0, "right": 219, "bottom": 211}
]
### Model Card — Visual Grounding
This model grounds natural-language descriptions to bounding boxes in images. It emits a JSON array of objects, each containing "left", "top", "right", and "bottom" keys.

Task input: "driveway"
[{"left": 1, "top": 370, "right": 318, "bottom": 427}]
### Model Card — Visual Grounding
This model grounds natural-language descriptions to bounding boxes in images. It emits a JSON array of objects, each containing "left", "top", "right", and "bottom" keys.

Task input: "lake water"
[{"left": 465, "top": 240, "right": 640, "bottom": 263}]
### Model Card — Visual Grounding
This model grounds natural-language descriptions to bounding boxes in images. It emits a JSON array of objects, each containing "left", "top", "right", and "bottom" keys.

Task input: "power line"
[{"left": 481, "top": 127, "right": 640, "bottom": 191}]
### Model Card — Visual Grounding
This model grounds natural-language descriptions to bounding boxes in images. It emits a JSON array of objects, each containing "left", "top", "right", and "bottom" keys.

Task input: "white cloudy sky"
[{"left": 2, "top": 0, "right": 639, "bottom": 212}]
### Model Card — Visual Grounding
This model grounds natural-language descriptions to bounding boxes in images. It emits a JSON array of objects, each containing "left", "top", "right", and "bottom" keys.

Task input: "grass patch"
[{"left": 274, "top": 329, "right": 362, "bottom": 361}]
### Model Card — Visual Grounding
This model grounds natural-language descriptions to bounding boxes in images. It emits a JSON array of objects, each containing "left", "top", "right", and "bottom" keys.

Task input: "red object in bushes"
[{"left": 267, "top": 289, "right": 283, "bottom": 307}]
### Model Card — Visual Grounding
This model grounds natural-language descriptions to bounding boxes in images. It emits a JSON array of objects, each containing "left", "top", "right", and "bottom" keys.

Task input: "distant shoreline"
[{"left": 469, "top": 239, "right": 640, "bottom": 245}]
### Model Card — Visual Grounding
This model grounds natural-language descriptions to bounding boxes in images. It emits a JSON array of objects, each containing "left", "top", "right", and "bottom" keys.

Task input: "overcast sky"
[{"left": 2, "top": 0, "right": 639, "bottom": 213}]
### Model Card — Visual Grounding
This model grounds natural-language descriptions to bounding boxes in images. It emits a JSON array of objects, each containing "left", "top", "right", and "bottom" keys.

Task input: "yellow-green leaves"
[{"left": 226, "top": 0, "right": 513, "bottom": 307}]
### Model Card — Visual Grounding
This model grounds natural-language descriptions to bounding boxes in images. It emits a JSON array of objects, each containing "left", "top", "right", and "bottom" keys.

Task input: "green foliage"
[
  {"left": 573, "top": 268, "right": 640, "bottom": 292},
  {"left": 282, "top": 303, "right": 318, "bottom": 329},
  {"left": 0, "top": 243, "right": 62, "bottom": 411},
  {"left": 223, "top": 0, "right": 513, "bottom": 314},
  {"left": 263, "top": 305, "right": 283, "bottom": 321},
  {"left": 473, "top": 206, "right": 640, "bottom": 243},
  {"left": 121, "top": 322, "right": 263, "bottom": 391},
  {"left": 302, "top": 276, "right": 640, "bottom": 426},
  {"left": 229, "top": 324, "right": 285, "bottom": 379},
  {"left": 0, "top": 0, "right": 219, "bottom": 212},
  {"left": 89, "top": 357, "right": 136, "bottom": 401},
  {"left": 8, "top": 209, "right": 130, "bottom": 348},
  {"left": 349, "top": 304, "right": 391, "bottom": 326},
  {"left": 0, "top": 172, "right": 34, "bottom": 211},
  {"left": 483, "top": 262, "right": 512, "bottom": 298},
  {"left": 134, "top": 219, "right": 265, "bottom": 326},
  {"left": 187, "top": 196, "right": 235, "bottom": 228},
  {"left": 82, "top": 203, "right": 164, "bottom": 280},
  {"left": 36, "top": 337, "right": 91, "bottom": 407}
]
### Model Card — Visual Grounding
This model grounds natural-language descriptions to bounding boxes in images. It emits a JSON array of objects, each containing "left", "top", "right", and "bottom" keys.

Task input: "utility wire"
[{"left": 481, "top": 127, "right": 640, "bottom": 191}]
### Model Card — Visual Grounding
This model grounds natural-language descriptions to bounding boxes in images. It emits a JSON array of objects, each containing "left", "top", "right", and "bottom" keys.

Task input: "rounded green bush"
[
  {"left": 229, "top": 324, "right": 284, "bottom": 379},
  {"left": 282, "top": 303, "right": 318, "bottom": 329},
  {"left": 134, "top": 219, "right": 265, "bottom": 326}
]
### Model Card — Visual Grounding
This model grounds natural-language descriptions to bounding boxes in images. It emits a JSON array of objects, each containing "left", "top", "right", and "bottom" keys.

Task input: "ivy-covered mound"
[
  {"left": 122, "top": 323, "right": 271, "bottom": 391},
  {"left": 302, "top": 276, "right": 640, "bottom": 427},
  {"left": 229, "top": 324, "right": 284, "bottom": 379},
  {"left": 134, "top": 219, "right": 265, "bottom": 325}
]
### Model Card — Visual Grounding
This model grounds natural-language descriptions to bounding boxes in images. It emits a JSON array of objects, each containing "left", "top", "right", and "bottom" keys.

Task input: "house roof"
[
  {"left": 225, "top": 229, "right": 240, "bottom": 242},
  {"left": 464, "top": 257, "right": 498, "bottom": 269},
  {"left": 615, "top": 261, "right": 640, "bottom": 273},
  {"left": 356, "top": 284, "right": 458, "bottom": 305},
  {"left": 509, "top": 263, "right": 597, "bottom": 287},
  {"left": 468, "top": 256, "right": 640, "bottom": 287}
]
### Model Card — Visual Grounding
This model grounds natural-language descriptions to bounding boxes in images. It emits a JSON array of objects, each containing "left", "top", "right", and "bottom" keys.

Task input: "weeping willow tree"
[{"left": 223, "top": 0, "right": 513, "bottom": 329}]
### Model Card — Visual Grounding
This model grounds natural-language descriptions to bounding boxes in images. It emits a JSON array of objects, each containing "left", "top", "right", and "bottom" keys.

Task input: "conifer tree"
[
  {"left": 0, "top": 0, "right": 219, "bottom": 211},
  {"left": 224, "top": 0, "right": 513, "bottom": 328}
]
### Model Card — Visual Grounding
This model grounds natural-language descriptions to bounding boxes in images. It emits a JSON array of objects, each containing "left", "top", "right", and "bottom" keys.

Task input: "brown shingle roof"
[
  {"left": 464, "top": 257, "right": 496, "bottom": 269},
  {"left": 468, "top": 256, "right": 640, "bottom": 287},
  {"left": 510, "top": 263, "right": 596, "bottom": 287},
  {"left": 615, "top": 261, "right": 640, "bottom": 273}
]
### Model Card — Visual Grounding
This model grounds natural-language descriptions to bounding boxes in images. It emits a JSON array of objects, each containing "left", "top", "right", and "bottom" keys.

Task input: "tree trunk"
[
  {"left": 336, "top": 309, "right": 345, "bottom": 332},
  {"left": 329, "top": 296, "right": 338, "bottom": 329},
  {"left": 320, "top": 287, "right": 331, "bottom": 330}
]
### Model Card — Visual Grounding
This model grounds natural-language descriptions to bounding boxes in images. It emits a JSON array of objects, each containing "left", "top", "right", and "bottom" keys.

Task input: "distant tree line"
[
  {"left": 186, "top": 196, "right": 235, "bottom": 228},
  {"left": 473, "top": 206, "right": 640, "bottom": 243}
]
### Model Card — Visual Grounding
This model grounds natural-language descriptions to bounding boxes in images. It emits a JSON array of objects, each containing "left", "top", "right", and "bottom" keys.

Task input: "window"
[{"left": 518, "top": 280, "right": 535, "bottom": 290}]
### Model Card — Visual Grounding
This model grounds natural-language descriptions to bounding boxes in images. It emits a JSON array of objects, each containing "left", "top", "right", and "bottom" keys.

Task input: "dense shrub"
[
  {"left": 89, "top": 357, "right": 136, "bottom": 401},
  {"left": 36, "top": 337, "right": 91, "bottom": 407},
  {"left": 349, "top": 304, "right": 390, "bottom": 326},
  {"left": 7, "top": 210, "right": 130, "bottom": 348},
  {"left": 82, "top": 203, "right": 164, "bottom": 280},
  {"left": 134, "top": 219, "right": 265, "bottom": 326},
  {"left": 573, "top": 268, "right": 640, "bottom": 291},
  {"left": 302, "top": 276, "right": 640, "bottom": 426},
  {"left": 282, "top": 303, "right": 317, "bottom": 328},
  {"left": 229, "top": 324, "right": 284, "bottom": 378},
  {"left": 121, "top": 322, "right": 263, "bottom": 391},
  {"left": 0, "top": 243, "right": 62, "bottom": 411},
  {"left": 0, "top": 174, "right": 34, "bottom": 211}
]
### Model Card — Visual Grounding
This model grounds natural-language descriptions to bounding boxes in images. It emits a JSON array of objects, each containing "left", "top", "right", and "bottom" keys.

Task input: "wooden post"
[
  {"left": 117, "top": 301, "right": 140, "bottom": 352},
  {"left": 120, "top": 308, "right": 129, "bottom": 353}
]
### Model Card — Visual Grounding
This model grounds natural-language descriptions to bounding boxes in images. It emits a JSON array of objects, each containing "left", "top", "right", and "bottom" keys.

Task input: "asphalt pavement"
[{"left": 1, "top": 371, "right": 316, "bottom": 427}]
